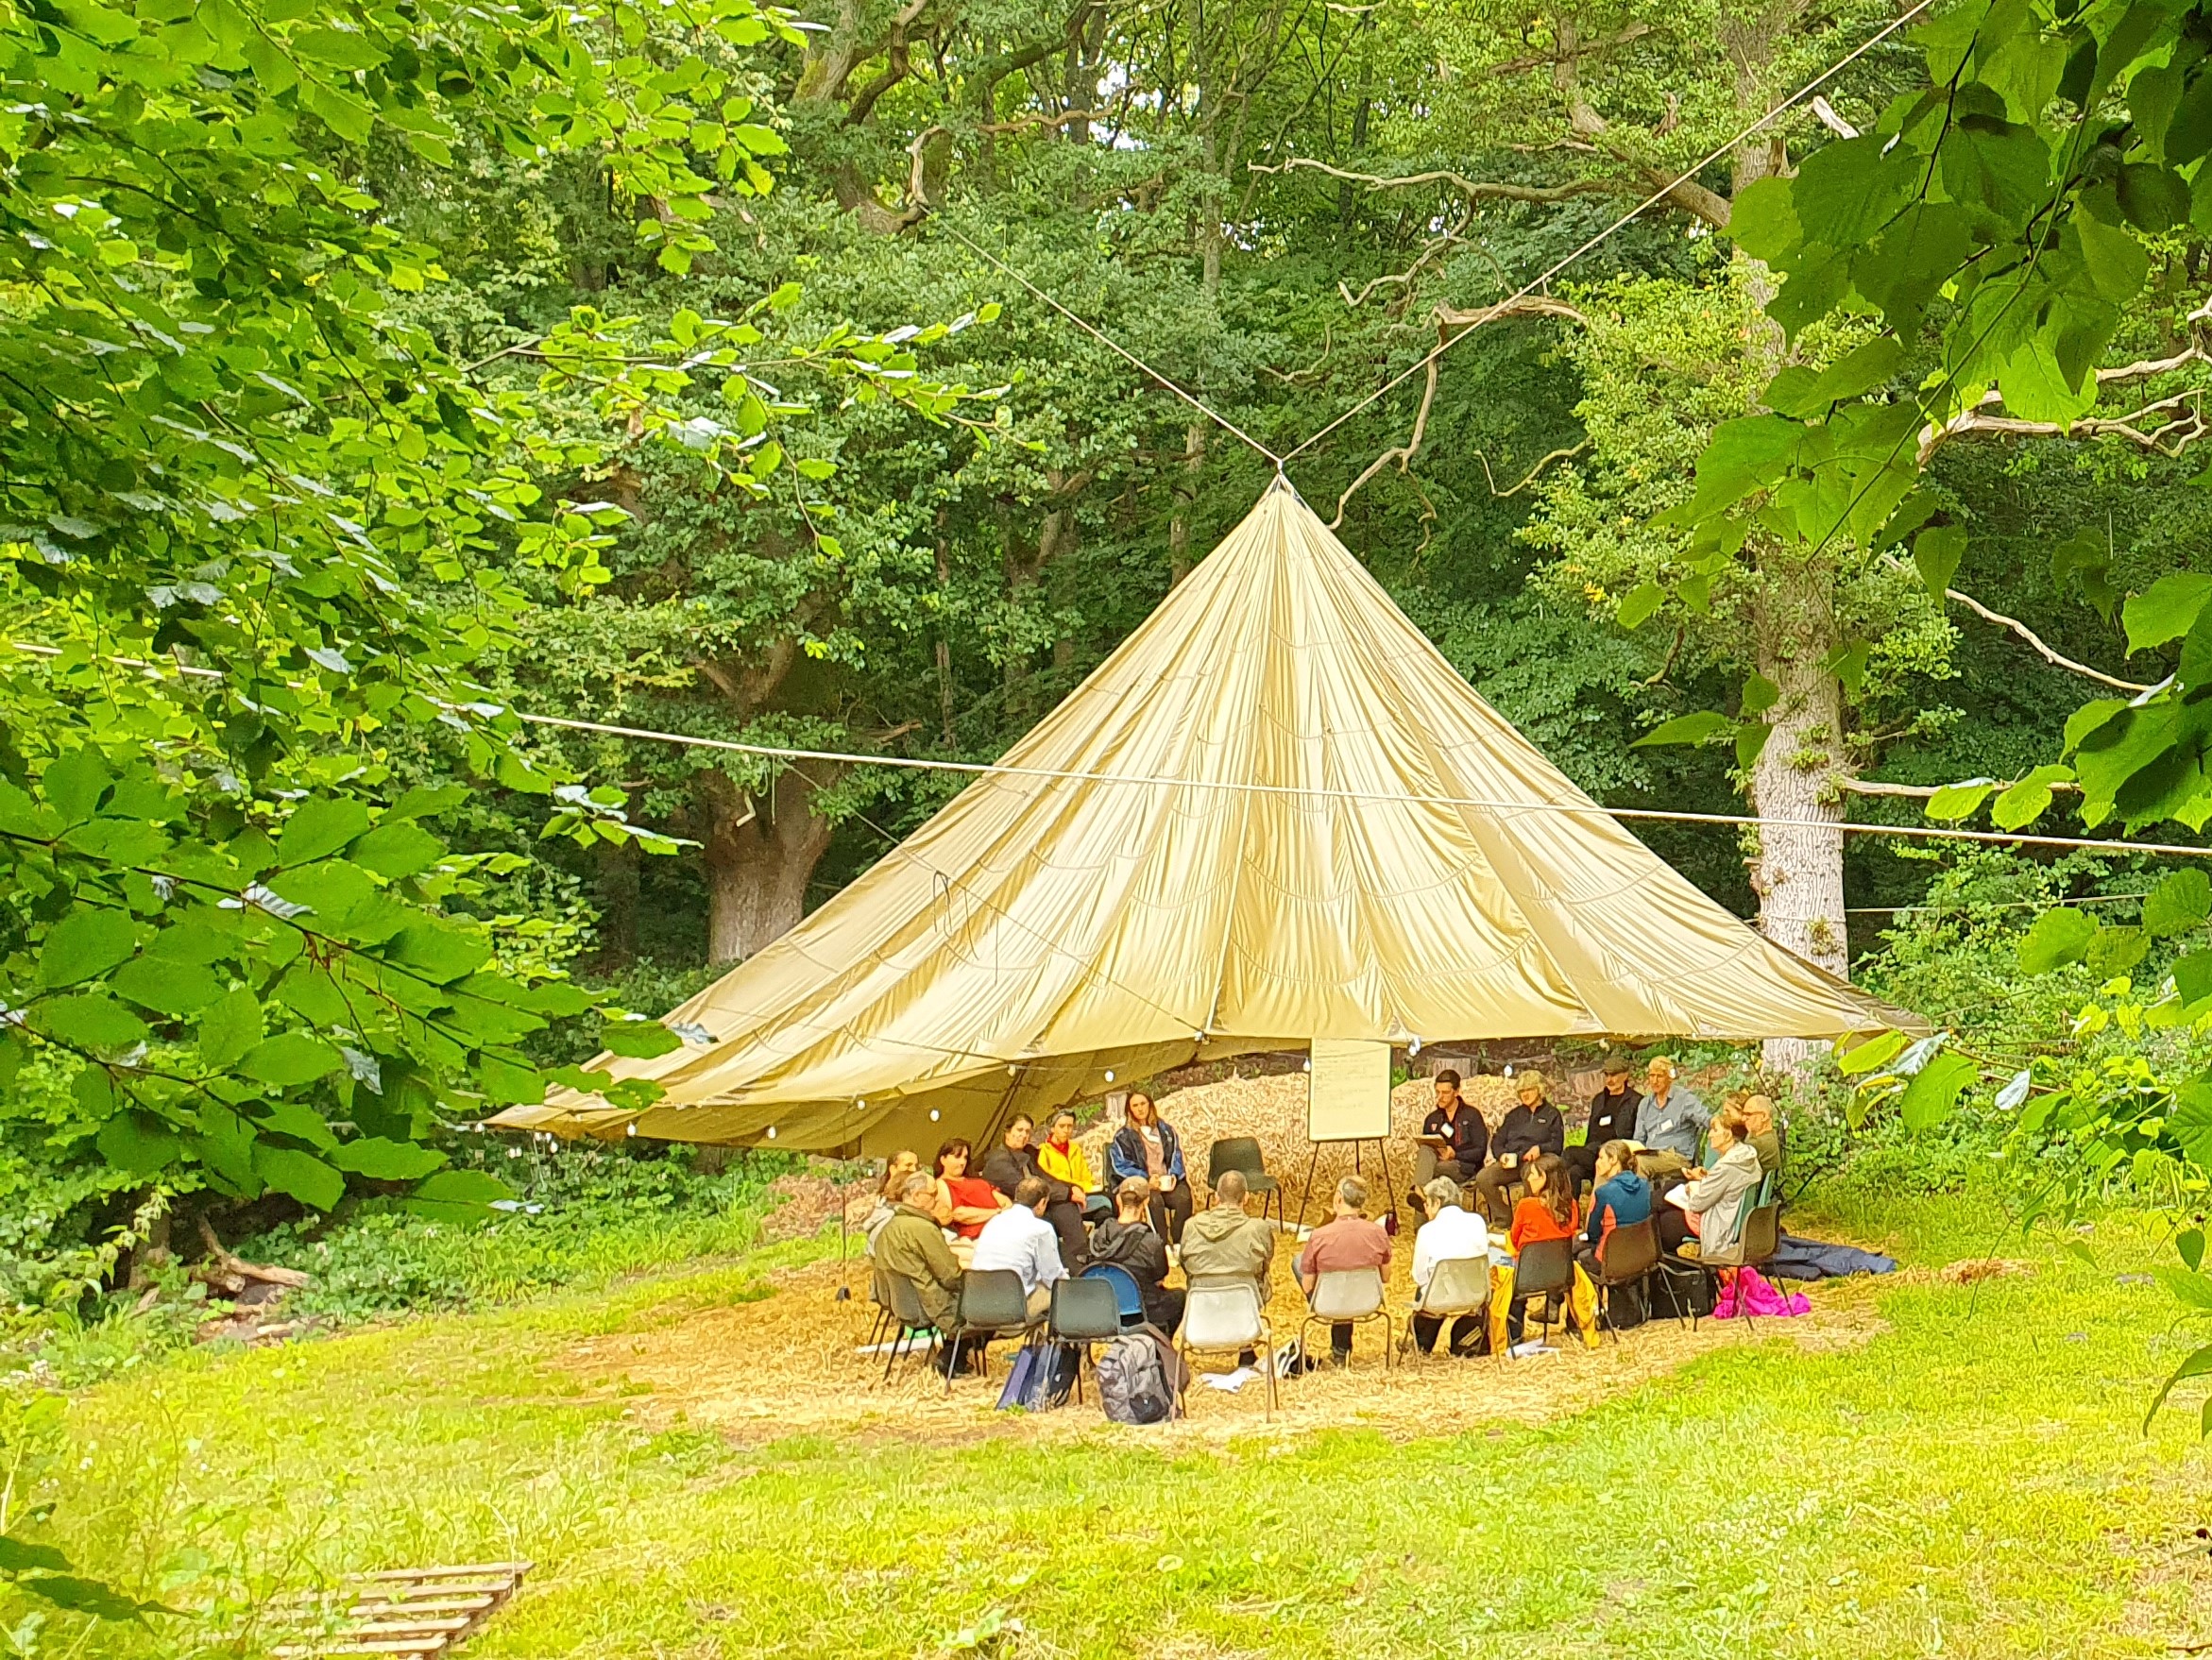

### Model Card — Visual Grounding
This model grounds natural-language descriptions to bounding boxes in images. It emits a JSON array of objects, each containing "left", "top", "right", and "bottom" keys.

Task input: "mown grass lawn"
[{"left": 49, "top": 1189, "right": 2212, "bottom": 1659}]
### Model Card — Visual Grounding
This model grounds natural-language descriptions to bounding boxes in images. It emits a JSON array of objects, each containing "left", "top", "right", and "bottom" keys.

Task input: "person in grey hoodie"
[
  {"left": 1178, "top": 1168, "right": 1277, "bottom": 1366},
  {"left": 1674, "top": 1111, "right": 1764, "bottom": 1263}
]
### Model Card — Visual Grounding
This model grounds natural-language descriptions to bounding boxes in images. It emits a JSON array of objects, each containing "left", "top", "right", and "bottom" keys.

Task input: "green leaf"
[
  {"left": 40, "top": 992, "right": 148, "bottom": 1051},
  {"left": 1734, "top": 721, "right": 1773, "bottom": 771},
  {"left": 385, "top": 923, "right": 493, "bottom": 984},
  {"left": 2117, "top": 163, "right": 2190, "bottom": 231},
  {"left": 43, "top": 749, "right": 111, "bottom": 823},
  {"left": 1914, "top": 525, "right": 1965, "bottom": 600},
  {"left": 1838, "top": 1029, "right": 1907, "bottom": 1076},
  {"left": 278, "top": 798, "right": 371, "bottom": 866},
  {"left": 2148, "top": 1339, "right": 2212, "bottom": 1431},
  {"left": 239, "top": 1031, "right": 344, "bottom": 1086},
  {"left": 111, "top": 956, "right": 222, "bottom": 1016},
  {"left": 601, "top": 1019, "right": 684, "bottom": 1059},
  {"left": 328, "top": 1137, "right": 448, "bottom": 1179},
  {"left": 1727, "top": 175, "right": 1799, "bottom": 262},
  {"left": 1764, "top": 337, "right": 1905, "bottom": 418},
  {"left": 474, "top": 1055, "right": 545, "bottom": 1106},
  {"left": 252, "top": 1143, "right": 345, "bottom": 1211},
  {"left": 2143, "top": 870, "right": 2212, "bottom": 937},
  {"left": 2183, "top": 1228, "right": 2205, "bottom": 1274},
  {"left": 2176, "top": 952, "right": 2212, "bottom": 1009},
  {"left": 0, "top": 1536, "right": 72, "bottom": 1574},
  {"left": 1897, "top": 1051, "right": 1976, "bottom": 1131},
  {"left": 94, "top": 1110, "right": 181, "bottom": 1177},
  {"left": 412, "top": 1169, "right": 514, "bottom": 1202},
  {"left": 249, "top": 1098, "right": 338, "bottom": 1151},
  {"left": 1740, "top": 674, "right": 1779, "bottom": 717},
  {"left": 2087, "top": 924, "right": 2150, "bottom": 975},
  {"left": 1992, "top": 765, "right": 2074, "bottom": 831},
  {"left": 1926, "top": 780, "right": 1994, "bottom": 822},
  {"left": 1795, "top": 137, "right": 1916, "bottom": 243},
  {"left": 17, "top": 1573, "right": 171, "bottom": 1620},
  {"left": 1617, "top": 580, "right": 1665, "bottom": 630},
  {"left": 1632, "top": 711, "right": 1735, "bottom": 748},
  {"left": 197, "top": 989, "right": 264, "bottom": 1071},
  {"left": 39, "top": 907, "right": 137, "bottom": 988},
  {"left": 349, "top": 822, "right": 445, "bottom": 879},
  {"left": 2123, "top": 572, "right": 2212, "bottom": 652},
  {"left": 2020, "top": 906, "right": 2099, "bottom": 973}
]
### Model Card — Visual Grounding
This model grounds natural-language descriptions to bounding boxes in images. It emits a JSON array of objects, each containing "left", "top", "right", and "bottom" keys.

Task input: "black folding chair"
[
  {"left": 876, "top": 1269, "right": 938, "bottom": 1385},
  {"left": 1588, "top": 1217, "right": 1659, "bottom": 1342},
  {"left": 941, "top": 1268, "right": 1037, "bottom": 1394},
  {"left": 1205, "top": 1137, "right": 1283, "bottom": 1225},
  {"left": 1508, "top": 1237, "right": 1577, "bottom": 1347},
  {"left": 1047, "top": 1276, "right": 1124, "bottom": 1405}
]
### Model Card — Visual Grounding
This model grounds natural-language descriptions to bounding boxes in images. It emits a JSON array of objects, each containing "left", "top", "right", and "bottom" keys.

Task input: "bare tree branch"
[
  {"left": 1880, "top": 553, "right": 2154, "bottom": 691},
  {"left": 1487, "top": 21, "right": 1655, "bottom": 77},
  {"left": 1477, "top": 440, "right": 1589, "bottom": 497},
  {"left": 1330, "top": 339, "right": 1441, "bottom": 528},
  {"left": 1810, "top": 95, "right": 1859, "bottom": 138},
  {"left": 1842, "top": 777, "right": 2081, "bottom": 799},
  {"left": 1248, "top": 156, "right": 1618, "bottom": 206},
  {"left": 1918, "top": 389, "right": 2209, "bottom": 466}
]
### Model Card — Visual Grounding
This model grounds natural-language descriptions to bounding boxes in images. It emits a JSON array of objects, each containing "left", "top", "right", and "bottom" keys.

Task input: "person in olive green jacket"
[{"left": 872, "top": 1172, "right": 964, "bottom": 1333}]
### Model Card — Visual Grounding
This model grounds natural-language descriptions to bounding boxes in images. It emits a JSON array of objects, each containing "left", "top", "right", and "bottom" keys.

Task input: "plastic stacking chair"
[
  {"left": 1047, "top": 1276, "right": 1124, "bottom": 1405},
  {"left": 1411, "top": 1256, "right": 1490, "bottom": 1364},
  {"left": 876, "top": 1270, "right": 938, "bottom": 1385},
  {"left": 1729, "top": 1202, "right": 1784, "bottom": 1328},
  {"left": 1589, "top": 1218, "right": 1659, "bottom": 1343},
  {"left": 1205, "top": 1138, "right": 1283, "bottom": 1225},
  {"left": 1080, "top": 1262, "right": 1147, "bottom": 1330},
  {"left": 1300, "top": 1266, "right": 1394, "bottom": 1371},
  {"left": 1507, "top": 1238, "right": 1576, "bottom": 1348},
  {"left": 1179, "top": 1279, "right": 1276, "bottom": 1419},
  {"left": 941, "top": 1268, "right": 1037, "bottom": 1395}
]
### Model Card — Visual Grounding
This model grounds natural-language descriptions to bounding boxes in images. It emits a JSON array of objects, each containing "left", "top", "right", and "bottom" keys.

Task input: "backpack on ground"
[{"left": 1097, "top": 1332, "right": 1176, "bottom": 1424}]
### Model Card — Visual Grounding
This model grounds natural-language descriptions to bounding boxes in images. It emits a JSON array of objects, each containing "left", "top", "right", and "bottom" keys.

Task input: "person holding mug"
[{"left": 1108, "top": 1090, "right": 1193, "bottom": 1247}]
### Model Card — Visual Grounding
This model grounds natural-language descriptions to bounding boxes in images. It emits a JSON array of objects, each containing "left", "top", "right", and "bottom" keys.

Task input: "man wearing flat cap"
[{"left": 1563, "top": 1052, "right": 1642, "bottom": 1194}]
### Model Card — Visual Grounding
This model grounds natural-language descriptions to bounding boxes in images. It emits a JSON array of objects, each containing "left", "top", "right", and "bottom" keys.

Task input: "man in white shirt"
[
  {"left": 1410, "top": 1177, "right": 1490, "bottom": 1357},
  {"left": 971, "top": 1177, "right": 1068, "bottom": 1319}
]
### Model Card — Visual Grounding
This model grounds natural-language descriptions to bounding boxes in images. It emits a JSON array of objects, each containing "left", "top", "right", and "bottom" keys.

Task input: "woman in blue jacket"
[{"left": 1109, "top": 1091, "right": 1192, "bottom": 1247}]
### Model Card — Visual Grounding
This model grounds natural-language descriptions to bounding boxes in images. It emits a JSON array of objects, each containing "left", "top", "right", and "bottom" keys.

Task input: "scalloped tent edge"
[{"left": 491, "top": 479, "right": 1918, "bottom": 1155}]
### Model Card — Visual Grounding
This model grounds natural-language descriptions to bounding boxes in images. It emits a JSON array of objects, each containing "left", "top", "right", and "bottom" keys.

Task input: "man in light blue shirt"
[
  {"left": 971, "top": 1177, "right": 1068, "bottom": 1318},
  {"left": 1632, "top": 1056, "right": 1709, "bottom": 1170}
]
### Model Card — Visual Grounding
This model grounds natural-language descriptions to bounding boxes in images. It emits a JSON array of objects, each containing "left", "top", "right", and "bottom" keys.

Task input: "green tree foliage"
[{"left": 0, "top": 0, "right": 996, "bottom": 1221}]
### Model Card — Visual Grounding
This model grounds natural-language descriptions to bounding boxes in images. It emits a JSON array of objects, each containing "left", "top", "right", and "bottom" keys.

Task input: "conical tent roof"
[{"left": 495, "top": 481, "right": 1909, "bottom": 1154}]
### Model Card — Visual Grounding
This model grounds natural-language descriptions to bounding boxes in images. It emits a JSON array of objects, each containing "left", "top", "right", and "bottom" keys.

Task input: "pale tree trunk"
[
  {"left": 1748, "top": 554, "right": 1849, "bottom": 1076},
  {"left": 700, "top": 770, "right": 836, "bottom": 964}
]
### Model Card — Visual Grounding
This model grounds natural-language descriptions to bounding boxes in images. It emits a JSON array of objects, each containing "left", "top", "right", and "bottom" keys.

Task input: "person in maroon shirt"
[{"left": 1296, "top": 1176, "right": 1392, "bottom": 1364}]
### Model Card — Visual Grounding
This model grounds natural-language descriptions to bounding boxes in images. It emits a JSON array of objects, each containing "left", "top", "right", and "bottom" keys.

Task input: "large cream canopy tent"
[{"left": 493, "top": 480, "right": 1913, "bottom": 1156}]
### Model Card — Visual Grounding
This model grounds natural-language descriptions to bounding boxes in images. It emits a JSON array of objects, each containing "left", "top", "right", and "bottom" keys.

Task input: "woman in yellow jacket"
[{"left": 1034, "top": 1109, "right": 1098, "bottom": 1269}]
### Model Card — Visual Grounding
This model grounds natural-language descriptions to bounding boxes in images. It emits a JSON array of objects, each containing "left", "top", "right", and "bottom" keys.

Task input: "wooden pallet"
[{"left": 270, "top": 1563, "right": 532, "bottom": 1658}]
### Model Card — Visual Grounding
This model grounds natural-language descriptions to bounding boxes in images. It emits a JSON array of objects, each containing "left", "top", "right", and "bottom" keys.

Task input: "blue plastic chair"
[{"left": 1080, "top": 1262, "right": 1147, "bottom": 1330}]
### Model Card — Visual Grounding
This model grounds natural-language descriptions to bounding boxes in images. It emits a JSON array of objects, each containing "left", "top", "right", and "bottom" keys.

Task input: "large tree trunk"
[
  {"left": 1748, "top": 554, "right": 1850, "bottom": 1076},
  {"left": 700, "top": 771, "right": 836, "bottom": 965}
]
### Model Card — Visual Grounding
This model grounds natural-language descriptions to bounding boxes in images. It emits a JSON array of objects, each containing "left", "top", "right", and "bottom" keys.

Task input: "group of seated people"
[{"left": 866, "top": 1057, "right": 1790, "bottom": 1376}]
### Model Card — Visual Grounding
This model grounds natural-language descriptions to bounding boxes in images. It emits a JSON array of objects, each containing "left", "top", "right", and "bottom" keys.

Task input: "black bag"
[
  {"left": 996, "top": 1342, "right": 1080, "bottom": 1412},
  {"left": 1648, "top": 1265, "right": 1712, "bottom": 1320},
  {"left": 1602, "top": 1279, "right": 1649, "bottom": 1330}
]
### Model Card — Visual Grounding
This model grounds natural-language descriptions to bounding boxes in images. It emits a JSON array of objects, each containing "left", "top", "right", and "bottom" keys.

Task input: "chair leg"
[{"left": 880, "top": 1326, "right": 904, "bottom": 1385}]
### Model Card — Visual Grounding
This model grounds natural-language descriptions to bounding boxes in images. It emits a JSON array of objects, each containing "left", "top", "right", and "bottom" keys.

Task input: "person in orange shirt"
[{"left": 1505, "top": 1154, "right": 1586, "bottom": 1346}]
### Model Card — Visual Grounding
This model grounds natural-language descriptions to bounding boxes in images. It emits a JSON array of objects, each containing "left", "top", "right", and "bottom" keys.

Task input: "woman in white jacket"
[
  {"left": 1675, "top": 1112, "right": 1764, "bottom": 1265},
  {"left": 1410, "top": 1177, "right": 1489, "bottom": 1356}
]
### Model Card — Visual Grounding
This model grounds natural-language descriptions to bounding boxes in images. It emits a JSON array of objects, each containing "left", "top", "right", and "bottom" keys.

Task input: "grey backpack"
[{"left": 1096, "top": 1332, "right": 1176, "bottom": 1424}]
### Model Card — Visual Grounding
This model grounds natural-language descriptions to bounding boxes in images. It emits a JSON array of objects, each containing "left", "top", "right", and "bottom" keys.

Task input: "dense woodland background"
[{"left": 394, "top": 0, "right": 2200, "bottom": 1003}]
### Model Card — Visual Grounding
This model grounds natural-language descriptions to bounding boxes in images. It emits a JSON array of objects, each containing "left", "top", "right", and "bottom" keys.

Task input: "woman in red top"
[
  {"left": 932, "top": 1139, "right": 1009, "bottom": 1240},
  {"left": 1506, "top": 1154, "right": 1584, "bottom": 1345}
]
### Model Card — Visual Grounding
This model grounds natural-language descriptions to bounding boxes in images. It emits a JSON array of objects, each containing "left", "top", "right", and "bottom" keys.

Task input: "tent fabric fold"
[{"left": 492, "top": 480, "right": 1914, "bottom": 1155}]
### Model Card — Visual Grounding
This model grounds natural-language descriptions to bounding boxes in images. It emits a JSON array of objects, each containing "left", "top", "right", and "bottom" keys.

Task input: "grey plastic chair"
[
  {"left": 1300, "top": 1265, "right": 1394, "bottom": 1371},
  {"left": 1412, "top": 1255, "right": 1490, "bottom": 1364},
  {"left": 1179, "top": 1278, "right": 1277, "bottom": 1418},
  {"left": 1048, "top": 1276, "right": 1124, "bottom": 1405},
  {"left": 942, "top": 1268, "right": 1036, "bottom": 1395},
  {"left": 1205, "top": 1138, "right": 1283, "bottom": 1224}
]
